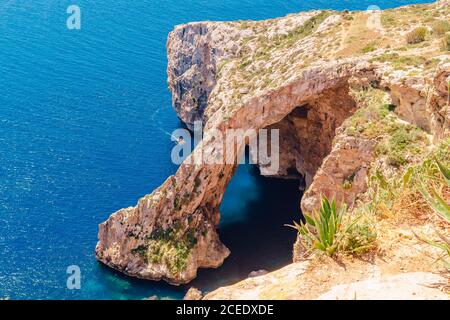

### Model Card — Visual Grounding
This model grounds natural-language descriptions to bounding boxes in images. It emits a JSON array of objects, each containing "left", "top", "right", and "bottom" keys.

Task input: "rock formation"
[
  {"left": 96, "top": 1, "right": 450, "bottom": 290},
  {"left": 184, "top": 287, "right": 203, "bottom": 300}
]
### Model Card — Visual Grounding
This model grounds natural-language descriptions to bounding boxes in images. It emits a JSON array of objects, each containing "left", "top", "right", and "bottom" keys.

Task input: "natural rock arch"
[
  {"left": 95, "top": 60, "right": 378, "bottom": 284},
  {"left": 95, "top": 6, "right": 450, "bottom": 284}
]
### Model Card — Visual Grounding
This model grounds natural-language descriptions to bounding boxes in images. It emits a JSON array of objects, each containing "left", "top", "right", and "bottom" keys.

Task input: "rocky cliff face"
[
  {"left": 166, "top": 22, "right": 249, "bottom": 128},
  {"left": 97, "top": 2, "right": 450, "bottom": 286}
]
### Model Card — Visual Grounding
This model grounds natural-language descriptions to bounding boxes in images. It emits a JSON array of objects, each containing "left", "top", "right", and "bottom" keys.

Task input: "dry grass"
[{"left": 335, "top": 14, "right": 381, "bottom": 57}]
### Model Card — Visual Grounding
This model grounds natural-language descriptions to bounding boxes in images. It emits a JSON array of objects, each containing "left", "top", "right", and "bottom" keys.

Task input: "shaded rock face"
[
  {"left": 167, "top": 23, "right": 252, "bottom": 128},
  {"left": 263, "top": 84, "right": 358, "bottom": 184},
  {"left": 381, "top": 62, "right": 450, "bottom": 142},
  {"left": 300, "top": 135, "right": 376, "bottom": 214},
  {"left": 430, "top": 63, "right": 450, "bottom": 140}
]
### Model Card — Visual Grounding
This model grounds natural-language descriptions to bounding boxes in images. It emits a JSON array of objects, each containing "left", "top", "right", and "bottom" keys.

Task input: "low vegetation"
[
  {"left": 443, "top": 32, "right": 450, "bottom": 52},
  {"left": 370, "top": 53, "right": 439, "bottom": 71},
  {"left": 361, "top": 42, "right": 377, "bottom": 53},
  {"left": 420, "top": 159, "right": 450, "bottom": 222},
  {"left": 274, "top": 11, "right": 332, "bottom": 48},
  {"left": 376, "top": 126, "right": 428, "bottom": 168},
  {"left": 381, "top": 12, "right": 396, "bottom": 28},
  {"left": 131, "top": 223, "right": 199, "bottom": 274},
  {"left": 417, "top": 157, "right": 450, "bottom": 269},
  {"left": 432, "top": 20, "right": 450, "bottom": 36},
  {"left": 406, "top": 27, "right": 428, "bottom": 44},
  {"left": 219, "top": 10, "right": 335, "bottom": 113},
  {"left": 344, "top": 88, "right": 429, "bottom": 169},
  {"left": 288, "top": 196, "right": 377, "bottom": 258},
  {"left": 342, "top": 88, "right": 395, "bottom": 139},
  {"left": 317, "top": 85, "right": 447, "bottom": 270}
]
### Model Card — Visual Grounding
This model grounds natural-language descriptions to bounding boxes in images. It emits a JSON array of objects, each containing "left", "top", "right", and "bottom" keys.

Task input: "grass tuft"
[
  {"left": 432, "top": 20, "right": 450, "bottom": 36},
  {"left": 406, "top": 27, "right": 428, "bottom": 44}
]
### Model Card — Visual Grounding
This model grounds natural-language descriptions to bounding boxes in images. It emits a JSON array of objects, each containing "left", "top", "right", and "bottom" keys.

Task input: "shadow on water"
[{"left": 190, "top": 163, "right": 303, "bottom": 293}]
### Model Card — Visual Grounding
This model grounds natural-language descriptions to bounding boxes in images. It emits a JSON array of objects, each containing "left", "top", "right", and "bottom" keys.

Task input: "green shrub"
[
  {"left": 288, "top": 197, "right": 344, "bottom": 256},
  {"left": 362, "top": 42, "right": 377, "bottom": 53},
  {"left": 432, "top": 20, "right": 450, "bottom": 36},
  {"left": 375, "top": 126, "right": 427, "bottom": 168},
  {"left": 343, "top": 221, "right": 377, "bottom": 254},
  {"left": 420, "top": 232, "right": 450, "bottom": 270},
  {"left": 131, "top": 225, "right": 198, "bottom": 274},
  {"left": 406, "top": 27, "right": 428, "bottom": 44},
  {"left": 288, "top": 196, "right": 377, "bottom": 257}
]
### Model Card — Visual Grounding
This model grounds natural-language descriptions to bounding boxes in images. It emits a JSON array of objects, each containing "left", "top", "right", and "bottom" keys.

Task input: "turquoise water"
[{"left": 0, "top": 0, "right": 431, "bottom": 300}]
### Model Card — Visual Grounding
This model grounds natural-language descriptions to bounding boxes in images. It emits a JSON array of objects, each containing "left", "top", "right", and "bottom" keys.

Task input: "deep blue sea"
[{"left": 0, "top": 0, "right": 431, "bottom": 300}]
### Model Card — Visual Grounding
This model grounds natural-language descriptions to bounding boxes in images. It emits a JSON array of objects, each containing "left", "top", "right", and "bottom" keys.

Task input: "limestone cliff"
[{"left": 96, "top": 1, "right": 450, "bottom": 291}]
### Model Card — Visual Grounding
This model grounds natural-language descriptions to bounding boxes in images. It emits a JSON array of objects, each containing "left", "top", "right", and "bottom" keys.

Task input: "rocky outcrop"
[
  {"left": 380, "top": 63, "right": 450, "bottom": 139},
  {"left": 167, "top": 23, "right": 251, "bottom": 128},
  {"left": 184, "top": 287, "right": 203, "bottom": 300},
  {"left": 204, "top": 264, "right": 449, "bottom": 300},
  {"left": 300, "top": 135, "right": 376, "bottom": 214},
  {"left": 97, "top": 2, "right": 450, "bottom": 286},
  {"left": 96, "top": 171, "right": 232, "bottom": 284},
  {"left": 166, "top": 12, "right": 326, "bottom": 128},
  {"left": 430, "top": 63, "right": 450, "bottom": 140}
]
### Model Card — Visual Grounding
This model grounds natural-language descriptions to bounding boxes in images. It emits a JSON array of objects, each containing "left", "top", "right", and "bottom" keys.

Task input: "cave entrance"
[{"left": 191, "top": 150, "right": 303, "bottom": 291}]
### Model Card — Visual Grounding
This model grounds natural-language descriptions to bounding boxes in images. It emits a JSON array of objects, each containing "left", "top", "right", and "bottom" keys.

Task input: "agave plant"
[
  {"left": 418, "top": 158, "right": 450, "bottom": 269},
  {"left": 420, "top": 158, "right": 450, "bottom": 223},
  {"left": 287, "top": 196, "right": 347, "bottom": 257}
]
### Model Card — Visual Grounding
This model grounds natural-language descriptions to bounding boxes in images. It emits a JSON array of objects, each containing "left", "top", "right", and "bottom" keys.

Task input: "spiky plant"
[
  {"left": 288, "top": 196, "right": 347, "bottom": 256},
  {"left": 419, "top": 159, "right": 450, "bottom": 269},
  {"left": 420, "top": 159, "right": 450, "bottom": 222}
]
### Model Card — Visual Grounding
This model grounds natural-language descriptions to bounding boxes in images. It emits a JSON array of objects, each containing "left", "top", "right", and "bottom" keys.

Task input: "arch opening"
[
  {"left": 190, "top": 83, "right": 359, "bottom": 289},
  {"left": 191, "top": 153, "right": 302, "bottom": 291}
]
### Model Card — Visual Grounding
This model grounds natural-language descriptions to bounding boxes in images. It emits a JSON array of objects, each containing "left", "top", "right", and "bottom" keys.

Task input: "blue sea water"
[{"left": 0, "top": 0, "right": 432, "bottom": 300}]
